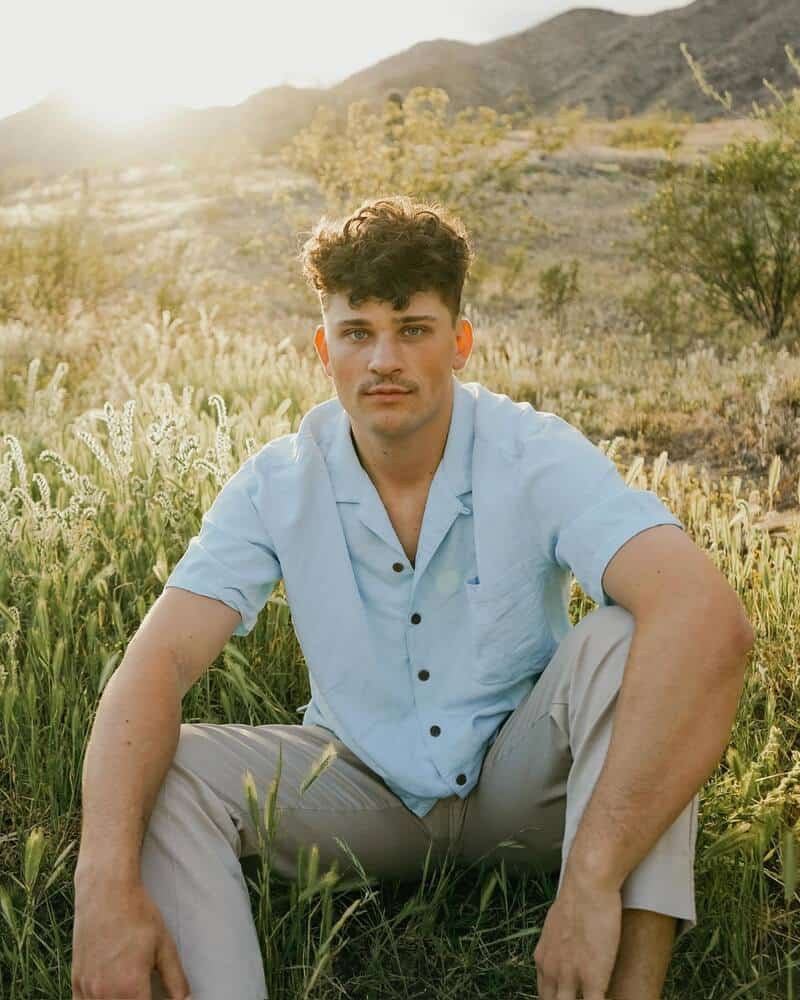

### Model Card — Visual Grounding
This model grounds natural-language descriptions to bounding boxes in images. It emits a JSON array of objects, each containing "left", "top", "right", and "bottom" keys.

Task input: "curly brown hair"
[{"left": 298, "top": 195, "right": 475, "bottom": 326}]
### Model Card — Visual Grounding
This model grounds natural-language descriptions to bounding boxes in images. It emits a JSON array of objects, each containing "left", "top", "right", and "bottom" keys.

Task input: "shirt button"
[
  {"left": 410, "top": 612, "right": 421, "bottom": 624},
  {"left": 456, "top": 773, "right": 467, "bottom": 785},
  {"left": 392, "top": 562, "right": 404, "bottom": 573},
  {"left": 418, "top": 669, "right": 430, "bottom": 681},
  {"left": 430, "top": 725, "right": 441, "bottom": 737}
]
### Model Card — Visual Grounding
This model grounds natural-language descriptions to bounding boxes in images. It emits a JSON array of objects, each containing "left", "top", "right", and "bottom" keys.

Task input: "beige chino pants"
[{"left": 144, "top": 605, "right": 699, "bottom": 1000}]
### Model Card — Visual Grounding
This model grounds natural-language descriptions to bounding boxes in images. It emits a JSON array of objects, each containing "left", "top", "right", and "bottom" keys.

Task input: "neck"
[{"left": 349, "top": 384, "right": 454, "bottom": 496}]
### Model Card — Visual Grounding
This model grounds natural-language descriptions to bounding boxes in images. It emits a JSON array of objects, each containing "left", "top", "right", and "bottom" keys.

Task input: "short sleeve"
[
  {"left": 164, "top": 455, "right": 282, "bottom": 636},
  {"left": 528, "top": 414, "right": 683, "bottom": 607}
]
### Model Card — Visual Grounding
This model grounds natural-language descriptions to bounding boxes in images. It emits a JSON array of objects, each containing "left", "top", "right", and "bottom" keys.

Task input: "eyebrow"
[{"left": 334, "top": 314, "right": 439, "bottom": 329}]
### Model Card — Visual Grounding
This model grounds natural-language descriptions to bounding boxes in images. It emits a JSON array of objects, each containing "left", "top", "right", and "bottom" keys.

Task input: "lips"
[{"left": 366, "top": 388, "right": 412, "bottom": 395}]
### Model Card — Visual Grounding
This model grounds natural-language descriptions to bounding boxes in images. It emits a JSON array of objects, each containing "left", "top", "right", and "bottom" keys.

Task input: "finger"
[
  {"left": 536, "top": 970, "right": 557, "bottom": 1000},
  {"left": 583, "top": 989, "right": 609, "bottom": 1000},
  {"left": 71, "top": 962, "right": 84, "bottom": 998},
  {"left": 155, "top": 933, "right": 192, "bottom": 1000},
  {"left": 555, "top": 976, "right": 580, "bottom": 999},
  {"left": 581, "top": 970, "right": 612, "bottom": 1000}
]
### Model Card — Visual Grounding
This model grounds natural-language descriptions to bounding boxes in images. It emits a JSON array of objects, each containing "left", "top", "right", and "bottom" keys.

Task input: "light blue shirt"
[{"left": 164, "top": 377, "right": 682, "bottom": 818}]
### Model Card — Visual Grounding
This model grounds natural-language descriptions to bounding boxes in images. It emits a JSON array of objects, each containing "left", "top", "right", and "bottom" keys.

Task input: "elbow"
[
  {"left": 730, "top": 590, "right": 755, "bottom": 652},
  {"left": 738, "top": 614, "right": 756, "bottom": 653},
  {"left": 686, "top": 589, "right": 754, "bottom": 673},
  {"left": 725, "top": 599, "right": 755, "bottom": 670}
]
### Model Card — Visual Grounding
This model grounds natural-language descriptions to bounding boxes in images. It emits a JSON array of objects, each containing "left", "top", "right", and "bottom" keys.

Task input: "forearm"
[
  {"left": 564, "top": 603, "right": 751, "bottom": 889},
  {"left": 74, "top": 646, "right": 183, "bottom": 890}
]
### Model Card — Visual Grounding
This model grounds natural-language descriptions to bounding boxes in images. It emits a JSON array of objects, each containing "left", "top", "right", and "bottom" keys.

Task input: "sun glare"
[{"left": 64, "top": 81, "right": 171, "bottom": 128}]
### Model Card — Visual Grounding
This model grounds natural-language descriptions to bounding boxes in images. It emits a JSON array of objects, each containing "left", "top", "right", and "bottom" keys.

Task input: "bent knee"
[
  {"left": 170, "top": 721, "right": 215, "bottom": 774},
  {"left": 573, "top": 604, "right": 635, "bottom": 649},
  {"left": 569, "top": 605, "right": 635, "bottom": 688}
]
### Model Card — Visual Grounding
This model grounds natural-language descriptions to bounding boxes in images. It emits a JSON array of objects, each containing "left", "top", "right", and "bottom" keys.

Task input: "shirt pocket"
[{"left": 464, "top": 558, "right": 541, "bottom": 686}]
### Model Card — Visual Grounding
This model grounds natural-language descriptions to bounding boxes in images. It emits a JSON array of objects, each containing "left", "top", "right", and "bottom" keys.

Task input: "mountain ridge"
[{"left": 1, "top": 0, "right": 797, "bottom": 178}]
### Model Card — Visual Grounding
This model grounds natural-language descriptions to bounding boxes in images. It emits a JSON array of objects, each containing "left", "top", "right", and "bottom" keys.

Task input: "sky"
[{"left": 1, "top": 0, "right": 694, "bottom": 123}]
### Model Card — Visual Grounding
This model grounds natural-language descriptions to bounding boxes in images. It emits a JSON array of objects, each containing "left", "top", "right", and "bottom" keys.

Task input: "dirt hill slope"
[
  {"left": 334, "top": 0, "right": 798, "bottom": 119},
  {"left": 0, "top": 0, "right": 797, "bottom": 177}
]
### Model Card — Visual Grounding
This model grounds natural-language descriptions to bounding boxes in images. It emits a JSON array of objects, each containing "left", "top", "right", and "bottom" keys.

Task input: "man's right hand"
[{"left": 71, "top": 878, "right": 192, "bottom": 999}]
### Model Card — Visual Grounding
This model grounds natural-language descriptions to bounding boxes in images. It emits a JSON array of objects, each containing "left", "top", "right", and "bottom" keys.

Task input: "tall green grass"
[
  {"left": 1, "top": 306, "right": 798, "bottom": 996},
  {"left": 2, "top": 106, "right": 800, "bottom": 993}
]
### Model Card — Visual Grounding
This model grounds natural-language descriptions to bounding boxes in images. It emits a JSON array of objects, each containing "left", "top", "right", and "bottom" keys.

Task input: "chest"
[{"left": 382, "top": 494, "right": 428, "bottom": 566}]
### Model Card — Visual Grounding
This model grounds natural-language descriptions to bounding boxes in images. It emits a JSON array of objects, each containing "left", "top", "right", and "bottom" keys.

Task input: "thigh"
[
  {"left": 455, "top": 606, "right": 634, "bottom": 875},
  {"left": 455, "top": 670, "right": 572, "bottom": 875},
  {"left": 169, "top": 721, "right": 438, "bottom": 883}
]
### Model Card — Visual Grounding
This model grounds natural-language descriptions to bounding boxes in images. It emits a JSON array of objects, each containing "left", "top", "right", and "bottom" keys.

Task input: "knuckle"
[{"left": 85, "top": 972, "right": 140, "bottom": 997}]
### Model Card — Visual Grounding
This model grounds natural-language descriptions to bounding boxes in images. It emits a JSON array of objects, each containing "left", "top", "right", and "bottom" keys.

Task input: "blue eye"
[{"left": 346, "top": 326, "right": 427, "bottom": 341}]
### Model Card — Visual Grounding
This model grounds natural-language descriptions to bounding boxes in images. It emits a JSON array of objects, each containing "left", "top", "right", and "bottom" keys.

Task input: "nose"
[{"left": 367, "top": 334, "right": 403, "bottom": 376}]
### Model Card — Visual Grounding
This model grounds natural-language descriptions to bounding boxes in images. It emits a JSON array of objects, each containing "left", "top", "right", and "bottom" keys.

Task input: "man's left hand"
[{"left": 533, "top": 869, "right": 622, "bottom": 999}]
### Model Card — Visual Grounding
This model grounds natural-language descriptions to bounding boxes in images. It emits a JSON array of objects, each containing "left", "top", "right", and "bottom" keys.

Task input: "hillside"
[{"left": 0, "top": 0, "right": 797, "bottom": 178}]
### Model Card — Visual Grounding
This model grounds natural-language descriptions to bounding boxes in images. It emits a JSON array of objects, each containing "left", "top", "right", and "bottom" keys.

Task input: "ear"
[
  {"left": 452, "top": 317, "right": 473, "bottom": 372},
  {"left": 314, "top": 325, "right": 332, "bottom": 377}
]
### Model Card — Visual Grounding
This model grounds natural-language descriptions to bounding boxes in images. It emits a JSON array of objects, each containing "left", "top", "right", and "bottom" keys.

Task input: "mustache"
[{"left": 362, "top": 381, "right": 415, "bottom": 392}]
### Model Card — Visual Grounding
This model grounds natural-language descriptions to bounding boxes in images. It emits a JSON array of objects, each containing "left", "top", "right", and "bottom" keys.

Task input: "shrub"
[
  {"left": 633, "top": 44, "right": 800, "bottom": 343},
  {"left": 150, "top": 239, "right": 190, "bottom": 321},
  {"left": 280, "top": 87, "right": 577, "bottom": 282},
  {"left": 633, "top": 137, "right": 800, "bottom": 342},
  {"left": 622, "top": 274, "right": 706, "bottom": 351},
  {"left": 537, "top": 259, "right": 580, "bottom": 333},
  {"left": 0, "top": 218, "right": 112, "bottom": 326},
  {"left": 608, "top": 109, "right": 692, "bottom": 153}
]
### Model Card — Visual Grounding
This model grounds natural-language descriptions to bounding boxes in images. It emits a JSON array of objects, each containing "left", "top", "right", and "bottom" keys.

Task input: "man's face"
[{"left": 313, "top": 289, "right": 473, "bottom": 441}]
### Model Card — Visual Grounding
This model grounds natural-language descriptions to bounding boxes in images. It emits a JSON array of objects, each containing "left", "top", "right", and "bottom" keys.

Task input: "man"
[{"left": 72, "top": 195, "right": 753, "bottom": 1000}]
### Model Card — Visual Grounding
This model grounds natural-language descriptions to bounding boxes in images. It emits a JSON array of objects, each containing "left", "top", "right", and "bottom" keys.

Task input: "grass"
[
  {"left": 0, "top": 139, "right": 799, "bottom": 998},
  {"left": 607, "top": 111, "right": 693, "bottom": 153}
]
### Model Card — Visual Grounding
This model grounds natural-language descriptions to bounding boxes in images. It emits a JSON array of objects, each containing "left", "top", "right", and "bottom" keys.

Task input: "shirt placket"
[{"left": 405, "top": 476, "right": 472, "bottom": 792}]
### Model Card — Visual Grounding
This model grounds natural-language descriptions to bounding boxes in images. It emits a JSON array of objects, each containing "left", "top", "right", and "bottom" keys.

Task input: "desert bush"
[
  {"left": 630, "top": 45, "right": 800, "bottom": 342},
  {"left": 0, "top": 164, "right": 45, "bottom": 199},
  {"left": 529, "top": 105, "right": 587, "bottom": 154},
  {"left": 536, "top": 259, "right": 580, "bottom": 333},
  {"left": 608, "top": 108, "right": 692, "bottom": 152},
  {"left": 632, "top": 137, "right": 800, "bottom": 341},
  {"left": 150, "top": 238, "right": 190, "bottom": 320},
  {"left": 280, "top": 87, "right": 576, "bottom": 274},
  {"left": 621, "top": 272, "right": 765, "bottom": 359},
  {"left": 622, "top": 274, "right": 708, "bottom": 351},
  {"left": 0, "top": 218, "right": 113, "bottom": 327}
]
